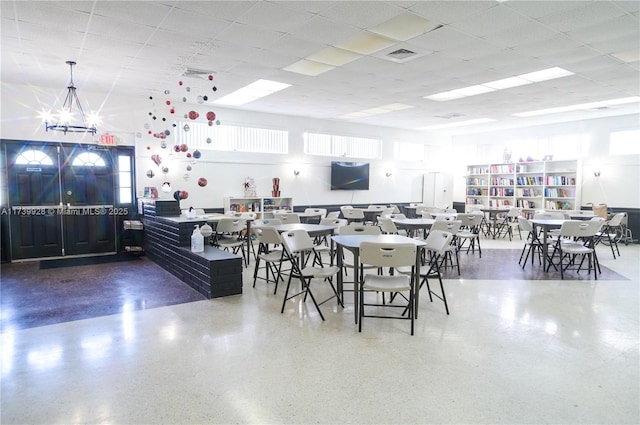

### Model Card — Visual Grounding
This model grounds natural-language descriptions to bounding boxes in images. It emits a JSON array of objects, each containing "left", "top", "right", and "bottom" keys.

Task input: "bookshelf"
[
  {"left": 224, "top": 196, "right": 293, "bottom": 218},
  {"left": 465, "top": 160, "right": 580, "bottom": 216}
]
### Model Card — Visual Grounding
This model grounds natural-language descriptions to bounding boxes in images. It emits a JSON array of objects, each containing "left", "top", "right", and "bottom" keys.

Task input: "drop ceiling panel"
[
  {"left": 285, "top": 15, "right": 361, "bottom": 45},
  {"left": 93, "top": 1, "right": 173, "bottom": 26},
  {"left": 566, "top": 15, "right": 640, "bottom": 45},
  {"left": 318, "top": 2, "right": 406, "bottom": 29},
  {"left": 447, "top": 5, "right": 531, "bottom": 38},
  {"left": 483, "top": 20, "right": 560, "bottom": 48},
  {"left": 537, "top": 2, "right": 629, "bottom": 32},
  {"left": 407, "top": 1, "right": 495, "bottom": 25},
  {"left": 235, "top": 2, "right": 315, "bottom": 32}
]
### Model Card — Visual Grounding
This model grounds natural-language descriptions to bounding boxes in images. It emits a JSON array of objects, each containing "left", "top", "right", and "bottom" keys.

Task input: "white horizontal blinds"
[
  {"left": 175, "top": 121, "right": 288, "bottom": 153},
  {"left": 394, "top": 142, "right": 425, "bottom": 161},
  {"left": 303, "top": 132, "right": 382, "bottom": 159}
]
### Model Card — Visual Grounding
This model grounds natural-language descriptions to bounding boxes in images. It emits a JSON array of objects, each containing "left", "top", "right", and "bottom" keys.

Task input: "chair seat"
[
  {"left": 258, "top": 250, "right": 283, "bottom": 262},
  {"left": 300, "top": 265, "right": 340, "bottom": 279},
  {"left": 457, "top": 231, "right": 478, "bottom": 238},
  {"left": 561, "top": 245, "right": 594, "bottom": 255},
  {"left": 363, "top": 274, "right": 411, "bottom": 292}
]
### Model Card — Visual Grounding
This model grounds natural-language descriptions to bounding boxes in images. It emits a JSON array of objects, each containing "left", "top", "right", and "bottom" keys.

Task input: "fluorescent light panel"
[
  {"left": 334, "top": 32, "right": 397, "bottom": 55},
  {"left": 340, "top": 103, "right": 415, "bottom": 120},
  {"left": 425, "top": 67, "right": 575, "bottom": 101},
  {"left": 514, "top": 96, "right": 640, "bottom": 117},
  {"left": 214, "top": 79, "right": 291, "bottom": 106},
  {"left": 419, "top": 118, "right": 496, "bottom": 130}
]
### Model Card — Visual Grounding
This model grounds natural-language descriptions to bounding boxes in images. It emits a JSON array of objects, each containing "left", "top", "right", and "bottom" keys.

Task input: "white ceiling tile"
[
  {"left": 565, "top": 15, "right": 640, "bottom": 45},
  {"left": 483, "top": 20, "right": 559, "bottom": 48},
  {"left": 447, "top": 4, "right": 531, "bottom": 37},
  {"left": 318, "top": 2, "right": 406, "bottom": 29},
  {"left": 284, "top": 15, "right": 360, "bottom": 45},
  {"left": 503, "top": 1, "right": 591, "bottom": 19},
  {"left": 236, "top": 2, "right": 316, "bottom": 32},
  {"left": 537, "top": 2, "right": 629, "bottom": 33},
  {"left": 407, "top": 1, "right": 495, "bottom": 25},
  {"left": 93, "top": 1, "right": 173, "bottom": 26},
  {"left": 208, "top": 23, "right": 285, "bottom": 50}
]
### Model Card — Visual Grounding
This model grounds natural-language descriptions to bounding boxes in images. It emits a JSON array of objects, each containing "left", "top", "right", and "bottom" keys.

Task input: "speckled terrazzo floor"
[{"left": 1, "top": 237, "right": 638, "bottom": 424}]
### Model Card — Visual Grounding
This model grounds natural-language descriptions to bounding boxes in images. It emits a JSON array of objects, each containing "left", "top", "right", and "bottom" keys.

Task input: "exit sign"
[{"left": 98, "top": 134, "right": 117, "bottom": 146}]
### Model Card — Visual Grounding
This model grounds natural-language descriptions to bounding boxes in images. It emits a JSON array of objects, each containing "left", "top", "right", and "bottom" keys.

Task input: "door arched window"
[
  {"left": 14, "top": 149, "right": 54, "bottom": 165},
  {"left": 71, "top": 152, "right": 106, "bottom": 167}
]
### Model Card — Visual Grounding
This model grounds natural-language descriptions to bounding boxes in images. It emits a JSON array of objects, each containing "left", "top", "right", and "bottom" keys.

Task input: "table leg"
[
  {"left": 245, "top": 220, "right": 252, "bottom": 267},
  {"left": 353, "top": 249, "right": 360, "bottom": 325},
  {"left": 542, "top": 225, "right": 548, "bottom": 270},
  {"left": 414, "top": 248, "right": 422, "bottom": 319}
]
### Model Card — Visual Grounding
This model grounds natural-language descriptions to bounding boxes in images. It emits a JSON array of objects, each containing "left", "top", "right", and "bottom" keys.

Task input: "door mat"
[{"left": 39, "top": 253, "right": 141, "bottom": 270}]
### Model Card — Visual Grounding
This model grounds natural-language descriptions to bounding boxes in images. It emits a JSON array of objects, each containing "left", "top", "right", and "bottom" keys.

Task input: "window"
[
  {"left": 117, "top": 154, "right": 133, "bottom": 204},
  {"left": 394, "top": 142, "right": 425, "bottom": 161},
  {"left": 72, "top": 152, "right": 106, "bottom": 167},
  {"left": 14, "top": 149, "right": 54, "bottom": 165},
  {"left": 506, "top": 133, "right": 590, "bottom": 161},
  {"left": 610, "top": 129, "right": 640, "bottom": 155},
  {"left": 303, "top": 132, "right": 382, "bottom": 159},
  {"left": 175, "top": 121, "right": 288, "bottom": 154}
]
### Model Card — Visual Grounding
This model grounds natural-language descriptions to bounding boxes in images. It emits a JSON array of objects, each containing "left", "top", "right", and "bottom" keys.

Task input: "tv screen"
[{"left": 331, "top": 162, "right": 370, "bottom": 190}]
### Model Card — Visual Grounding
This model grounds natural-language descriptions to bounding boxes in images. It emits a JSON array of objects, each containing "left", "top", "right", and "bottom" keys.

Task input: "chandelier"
[{"left": 45, "top": 61, "right": 98, "bottom": 135}]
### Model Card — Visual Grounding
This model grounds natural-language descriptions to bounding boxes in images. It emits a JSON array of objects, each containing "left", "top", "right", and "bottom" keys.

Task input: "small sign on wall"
[{"left": 98, "top": 133, "right": 117, "bottom": 146}]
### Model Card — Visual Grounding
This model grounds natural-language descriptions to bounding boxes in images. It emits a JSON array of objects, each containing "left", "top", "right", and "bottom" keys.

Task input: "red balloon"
[
  {"left": 178, "top": 81, "right": 183, "bottom": 86},
  {"left": 180, "top": 191, "right": 189, "bottom": 200},
  {"left": 179, "top": 144, "right": 188, "bottom": 152},
  {"left": 208, "top": 121, "right": 213, "bottom": 126},
  {"left": 166, "top": 100, "right": 171, "bottom": 105},
  {"left": 206, "top": 111, "right": 216, "bottom": 121},
  {"left": 198, "top": 177, "right": 208, "bottom": 187},
  {"left": 208, "top": 75, "right": 214, "bottom": 81},
  {"left": 186, "top": 152, "right": 192, "bottom": 158},
  {"left": 170, "top": 108, "right": 175, "bottom": 114},
  {"left": 188, "top": 110, "right": 198, "bottom": 120}
]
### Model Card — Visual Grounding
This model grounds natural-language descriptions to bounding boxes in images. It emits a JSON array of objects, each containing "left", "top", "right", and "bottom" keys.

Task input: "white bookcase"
[
  {"left": 465, "top": 160, "right": 580, "bottom": 216},
  {"left": 224, "top": 196, "right": 293, "bottom": 218}
]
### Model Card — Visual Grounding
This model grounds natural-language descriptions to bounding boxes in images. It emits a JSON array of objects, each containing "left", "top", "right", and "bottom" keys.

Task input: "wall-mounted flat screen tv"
[{"left": 330, "top": 161, "right": 370, "bottom": 190}]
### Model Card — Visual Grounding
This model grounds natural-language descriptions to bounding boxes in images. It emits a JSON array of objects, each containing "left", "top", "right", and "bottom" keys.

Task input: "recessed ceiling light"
[
  {"left": 451, "top": 85, "right": 496, "bottom": 97},
  {"left": 369, "top": 13, "right": 439, "bottom": 42},
  {"left": 214, "top": 79, "right": 291, "bottom": 106},
  {"left": 483, "top": 76, "right": 530, "bottom": 90},
  {"left": 419, "top": 118, "right": 496, "bottom": 130},
  {"left": 513, "top": 96, "right": 640, "bottom": 117},
  {"left": 334, "top": 32, "right": 397, "bottom": 55},
  {"left": 283, "top": 59, "right": 335, "bottom": 76},
  {"left": 425, "top": 67, "right": 574, "bottom": 101},
  {"left": 519, "top": 66, "right": 574, "bottom": 82},
  {"left": 340, "top": 103, "right": 415, "bottom": 120},
  {"left": 306, "top": 47, "right": 362, "bottom": 67}
]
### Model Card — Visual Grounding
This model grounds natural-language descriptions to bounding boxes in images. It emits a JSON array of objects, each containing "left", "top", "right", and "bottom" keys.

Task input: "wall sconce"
[
  {"left": 594, "top": 171, "right": 601, "bottom": 177},
  {"left": 385, "top": 172, "right": 392, "bottom": 177},
  {"left": 293, "top": 169, "right": 300, "bottom": 176}
]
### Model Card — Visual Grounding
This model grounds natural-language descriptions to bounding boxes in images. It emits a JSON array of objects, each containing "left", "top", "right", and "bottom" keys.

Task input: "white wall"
[
  {"left": 1, "top": 83, "right": 451, "bottom": 209},
  {"left": 450, "top": 114, "right": 640, "bottom": 209}
]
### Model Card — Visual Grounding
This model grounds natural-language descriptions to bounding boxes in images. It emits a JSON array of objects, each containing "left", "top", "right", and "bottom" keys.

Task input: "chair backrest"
[
  {"left": 367, "top": 205, "right": 386, "bottom": 210},
  {"left": 238, "top": 212, "right": 257, "bottom": 220},
  {"left": 444, "top": 208, "right": 458, "bottom": 213},
  {"left": 320, "top": 218, "right": 347, "bottom": 228},
  {"left": 252, "top": 226, "right": 283, "bottom": 245},
  {"left": 507, "top": 207, "right": 522, "bottom": 218},
  {"left": 304, "top": 208, "right": 327, "bottom": 219},
  {"left": 416, "top": 206, "right": 444, "bottom": 215},
  {"left": 339, "top": 224, "right": 382, "bottom": 235},
  {"left": 568, "top": 210, "right": 594, "bottom": 217},
  {"left": 216, "top": 218, "right": 245, "bottom": 233},
  {"left": 430, "top": 220, "right": 462, "bottom": 235},
  {"left": 253, "top": 218, "right": 282, "bottom": 227},
  {"left": 326, "top": 211, "right": 340, "bottom": 219},
  {"left": 534, "top": 211, "right": 566, "bottom": 219},
  {"left": 517, "top": 216, "right": 534, "bottom": 233},
  {"left": 424, "top": 230, "right": 454, "bottom": 255},
  {"left": 559, "top": 220, "right": 599, "bottom": 238},
  {"left": 274, "top": 213, "right": 300, "bottom": 223},
  {"left": 458, "top": 213, "right": 482, "bottom": 228},
  {"left": 390, "top": 204, "right": 401, "bottom": 214},
  {"left": 280, "top": 229, "right": 314, "bottom": 254},
  {"left": 386, "top": 213, "right": 406, "bottom": 220},
  {"left": 375, "top": 207, "right": 395, "bottom": 221},
  {"left": 378, "top": 218, "right": 399, "bottom": 234},
  {"left": 608, "top": 212, "right": 625, "bottom": 226},
  {"left": 342, "top": 208, "right": 365, "bottom": 219},
  {"left": 359, "top": 242, "right": 416, "bottom": 268}
]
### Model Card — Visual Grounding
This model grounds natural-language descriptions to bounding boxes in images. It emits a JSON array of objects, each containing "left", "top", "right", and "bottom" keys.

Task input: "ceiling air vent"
[
  {"left": 181, "top": 67, "right": 214, "bottom": 79},
  {"left": 387, "top": 48, "right": 417, "bottom": 60}
]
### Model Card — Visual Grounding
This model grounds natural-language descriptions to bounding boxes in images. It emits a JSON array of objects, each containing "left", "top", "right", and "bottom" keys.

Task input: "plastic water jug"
[{"left": 191, "top": 225, "right": 204, "bottom": 253}]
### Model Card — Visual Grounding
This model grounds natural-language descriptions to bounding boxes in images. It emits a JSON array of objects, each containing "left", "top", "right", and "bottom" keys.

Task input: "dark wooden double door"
[{"left": 5, "top": 141, "right": 116, "bottom": 260}]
